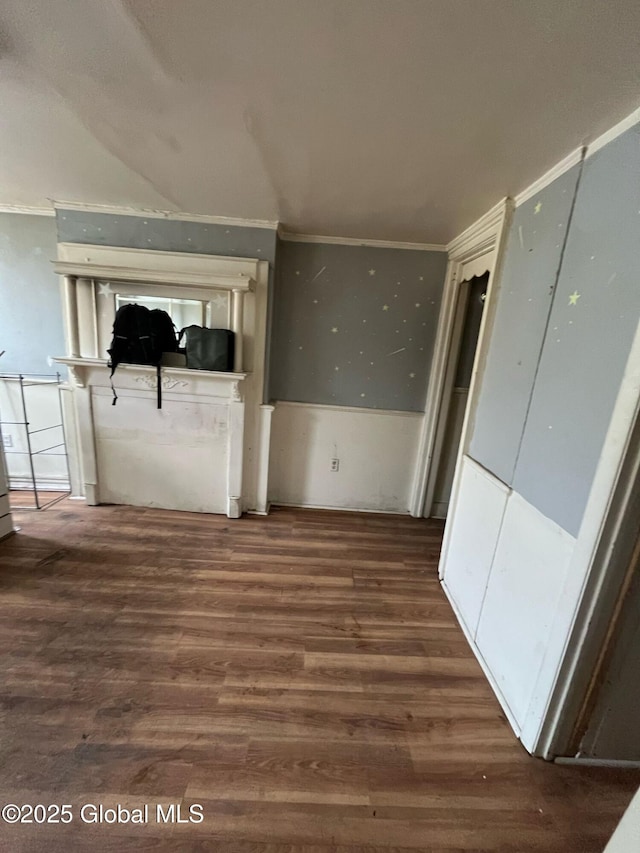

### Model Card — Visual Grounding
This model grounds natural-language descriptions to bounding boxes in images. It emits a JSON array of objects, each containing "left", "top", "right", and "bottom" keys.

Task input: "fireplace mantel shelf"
[
  {"left": 55, "top": 357, "right": 248, "bottom": 383},
  {"left": 54, "top": 357, "right": 250, "bottom": 402}
]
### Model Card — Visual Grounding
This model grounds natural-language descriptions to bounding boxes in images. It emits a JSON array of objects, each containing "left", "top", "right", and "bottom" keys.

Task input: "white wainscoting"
[
  {"left": 475, "top": 490, "right": 576, "bottom": 728},
  {"left": 440, "top": 453, "right": 577, "bottom": 740},
  {"left": 0, "top": 379, "right": 70, "bottom": 490},
  {"left": 439, "top": 456, "right": 509, "bottom": 636},
  {"left": 269, "top": 401, "right": 422, "bottom": 513}
]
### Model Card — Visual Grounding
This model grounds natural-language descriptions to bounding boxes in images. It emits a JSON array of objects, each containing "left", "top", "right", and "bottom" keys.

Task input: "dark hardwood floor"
[{"left": 0, "top": 501, "right": 636, "bottom": 851}]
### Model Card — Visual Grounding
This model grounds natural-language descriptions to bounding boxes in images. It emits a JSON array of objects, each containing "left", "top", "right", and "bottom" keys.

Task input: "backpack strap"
[
  {"left": 157, "top": 364, "right": 162, "bottom": 410},
  {"left": 108, "top": 343, "right": 123, "bottom": 405}
]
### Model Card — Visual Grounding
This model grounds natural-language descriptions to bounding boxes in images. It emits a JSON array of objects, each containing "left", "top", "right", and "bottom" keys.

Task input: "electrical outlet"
[
  {"left": 2, "top": 433, "right": 12, "bottom": 449},
  {"left": 330, "top": 457, "right": 339, "bottom": 472}
]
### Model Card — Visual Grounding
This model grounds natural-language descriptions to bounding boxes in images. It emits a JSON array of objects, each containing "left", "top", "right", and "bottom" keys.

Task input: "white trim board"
[
  {"left": 0, "top": 204, "right": 55, "bottom": 217},
  {"left": 513, "top": 103, "right": 640, "bottom": 207},
  {"left": 446, "top": 198, "right": 509, "bottom": 257},
  {"left": 586, "top": 104, "right": 640, "bottom": 158},
  {"left": 10, "top": 477, "right": 70, "bottom": 491},
  {"left": 271, "top": 501, "right": 410, "bottom": 515},
  {"left": 412, "top": 198, "right": 512, "bottom": 518},
  {"left": 280, "top": 231, "right": 447, "bottom": 252},
  {"left": 54, "top": 200, "right": 279, "bottom": 230},
  {"left": 515, "top": 148, "right": 585, "bottom": 207}
]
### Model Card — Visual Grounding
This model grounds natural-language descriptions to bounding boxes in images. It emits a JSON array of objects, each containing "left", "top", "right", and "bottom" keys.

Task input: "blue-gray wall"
[
  {"left": 0, "top": 213, "right": 63, "bottom": 375},
  {"left": 56, "top": 209, "right": 278, "bottom": 262},
  {"left": 470, "top": 121, "right": 640, "bottom": 536},
  {"left": 470, "top": 164, "right": 581, "bottom": 483},
  {"left": 270, "top": 241, "right": 447, "bottom": 411}
]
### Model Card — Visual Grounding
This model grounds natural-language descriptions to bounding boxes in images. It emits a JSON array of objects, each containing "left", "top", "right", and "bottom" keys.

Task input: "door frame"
[{"left": 410, "top": 198, "right": 513, "bottom": 518}]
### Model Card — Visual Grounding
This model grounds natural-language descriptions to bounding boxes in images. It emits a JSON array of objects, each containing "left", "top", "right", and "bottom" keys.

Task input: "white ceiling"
[{"left": 1, "top": 0, "right": 639, "bottom": 243}]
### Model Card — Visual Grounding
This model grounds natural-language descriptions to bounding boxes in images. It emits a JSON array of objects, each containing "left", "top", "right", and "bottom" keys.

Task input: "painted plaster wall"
[
  {"left": 469, "top": 165, "right": 581, "bottom": 485},
  {"left": 513, "top": 125, "right": 640, "bottom": 535},
  {"left": 56, "top": 209, "right": 278, "bottom": 263},
  {"left": 0, "top": 212, "right": 62, "bottom": 375},
  {"left": 270, "top": 240, "right": 447, "bottom": 411},
  {"left": 468, "top": 122, "right": 640, "bottom": 537}
]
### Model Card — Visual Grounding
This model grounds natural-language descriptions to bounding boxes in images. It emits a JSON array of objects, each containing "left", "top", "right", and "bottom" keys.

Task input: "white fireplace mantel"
[
  {"left": 54, "top": 244, "right": 272, "bottom": 519},
  {"left": 55, "top": 357, "right": 248, "bottom": 399}
]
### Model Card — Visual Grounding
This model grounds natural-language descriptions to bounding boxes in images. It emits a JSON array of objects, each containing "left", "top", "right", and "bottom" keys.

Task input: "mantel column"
[
  {"left": 63, "top": 275, "right": 80, "bottom": 358},
  {"left": 231, "top": 289, "right": 244, "bottom": 373},
  {"left": 75, "top": 277, "right": 99, "bottom": 358}
]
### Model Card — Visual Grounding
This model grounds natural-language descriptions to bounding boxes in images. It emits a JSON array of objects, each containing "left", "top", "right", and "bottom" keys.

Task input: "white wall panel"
[
  {"left": 93, "top": 387, "right": 229, "bottom": 513},
  {"left": 475, "top": 491, "right": 576, "bottom": 727},
  {"left": 439, "top": 455, "right": 508, "bottom": 636},
  {"left": 269, "top": 401, "right": 421, "bottom": 513}
]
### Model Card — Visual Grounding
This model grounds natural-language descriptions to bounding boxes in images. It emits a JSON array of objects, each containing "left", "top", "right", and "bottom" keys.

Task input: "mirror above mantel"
[{"left": 54, "top": 242, "right": 257, "bottom": 372}]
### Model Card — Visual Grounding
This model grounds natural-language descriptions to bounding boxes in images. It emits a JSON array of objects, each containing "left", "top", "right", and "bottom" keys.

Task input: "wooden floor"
[{"left": 0, "top": 501, "right": 636, "bottom": 852}]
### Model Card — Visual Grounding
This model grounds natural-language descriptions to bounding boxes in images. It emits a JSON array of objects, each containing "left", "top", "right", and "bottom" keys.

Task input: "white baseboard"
[
  {"left": 9, "top": 477, "right": 70, "bottom": 492},
  {"left": 247, "top": 501, "right": 271, "bottom": 516},
  {"left": 555, "top": 757, "right": 640, "bottom": 768},
  {"left": 430, "top": 501, "right": 448, "bottom": 519},
  {"left": 271, "top": 501, "right": 409, "bottom": 515}
]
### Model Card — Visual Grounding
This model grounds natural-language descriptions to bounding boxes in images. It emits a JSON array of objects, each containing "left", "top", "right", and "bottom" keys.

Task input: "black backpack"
[
  {"left": 107, "top": 304, "right": 178, "bottom": 408},
  {"left": 178, "top": 325, "right": 235, "bottom": 372}
]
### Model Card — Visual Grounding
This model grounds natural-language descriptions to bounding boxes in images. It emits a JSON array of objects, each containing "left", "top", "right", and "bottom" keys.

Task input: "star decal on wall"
[
  {"left": 98, "top": 282, "right": 112, "bottom": 297},
  {"left": 368, "top": 269, "right": 376, "bottom": 276},
  {"left": 568, "top": 291, "right": 581, "bottom": 306},
  {"left": 210, "top": 293, "right": 227, "bottom": 311},
  {"left": 334, "top": 366, "right": 340, "bottom": 371},
  {"left": 331, "top": 327, "right": 339, "bottom": 333},
  {"left": 409, "top": 373, "right": 416, "bottom": 378},
  {"left": 415, "top": 302, "right": 421, "bottom": 307},
  {"left": 534, "top": 201, "right": 542, "bottom": 214},
  {"left": 382, "top": 304, "right": 389, "bottom": 311}
]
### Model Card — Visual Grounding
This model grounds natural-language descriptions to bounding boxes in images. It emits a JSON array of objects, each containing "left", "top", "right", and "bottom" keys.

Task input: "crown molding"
[
  {"left": 0, "top": 203, "right": 55, "bottom": 217},
  {"left": 279, "top": 231, "right": 447, "bottom": 252},
  {"left": 447, "top": 198, "right": 510, "bottom": 259},
  {"left": 515, "top": 147, "right": 585, "bottom": 207},
  {"left": 53, "top": 200, "right": 279, "bottom": 230},
  {"left": 585, "top": 104, "right": 640, "bottom": 158},
  {"left": 514, "top": 104, "right": 640, "bottom": 208}
]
